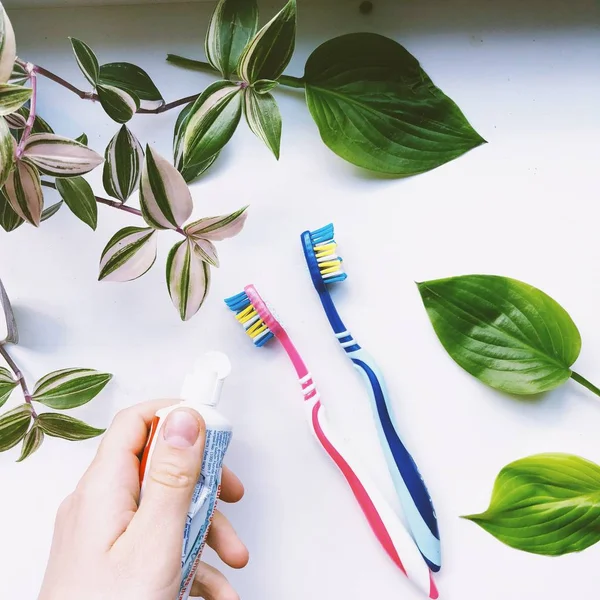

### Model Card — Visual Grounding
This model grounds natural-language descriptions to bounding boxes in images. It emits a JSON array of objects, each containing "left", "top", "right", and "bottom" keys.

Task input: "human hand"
[{"left": 39, "top": 399, "right": 249, "bottom": 600}]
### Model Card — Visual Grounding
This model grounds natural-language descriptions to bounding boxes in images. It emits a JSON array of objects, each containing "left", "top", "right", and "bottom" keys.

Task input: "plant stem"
[
  {"left": 0, "top": 344, "right": 38, "bottom": 418},
  {"left": 16, "top": 63, "right": 37, "bottom": 158},
  {"left": 571, "top": 371, "right": 600, "bottom": 398},
  {"left": 166, "top": 54, "right": 306, "bottom": 89}
]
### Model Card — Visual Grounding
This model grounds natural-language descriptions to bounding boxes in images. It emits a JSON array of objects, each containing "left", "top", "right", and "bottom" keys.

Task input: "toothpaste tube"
[{"left": 139, "top": 351, "right": 233, "bottom": 600}]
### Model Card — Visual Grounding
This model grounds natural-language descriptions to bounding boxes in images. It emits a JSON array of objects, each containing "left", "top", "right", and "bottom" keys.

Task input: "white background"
[{"left": 1, "top": 0, "right": 600, "bottom": 598}]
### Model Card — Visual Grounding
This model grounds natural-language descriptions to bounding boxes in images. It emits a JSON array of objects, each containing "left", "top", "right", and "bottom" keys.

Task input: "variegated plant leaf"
[
  {"left": 244, "top": 88, "right": 281, "bottom": 158},
  {"left": 173, "top": 100, "right": 219, "bottom": 183},
  {"left": 40, "top": 201, "right": 62, "bottom": 222},
  {"left": 33, "top": 368, "right": 112, "bottom": 409},
  {"left": 99, "top": 226, "right": 157, "bottom": 282},
  {"left": 140, "top": 145, "right": 192, "bottom": 230},
  {"left": 0, "top": 404, "right": 32, "bottom": 452},
  {"left": 0, "top": 366, "right": 17, "bottom": 408},
  {"left": 8, "top": 107, "right": 53, "bottom": 134},
  {"left": 4, "top": 109, "right": 25, "bottom": 129},
  {"left": 193, "top": 237, "right": 219, "bottom": 268},
  {"left": 0, "top": 6, "right": 16, "bottom": 85},
  {"left": 103, "top": 125, "right": 143, "bottom": 202},
  {"left": 0, "top": 84, "right": 32, "bottom": 117},
  {"left": 0, "top": 187, "right": 23, "bottom": 231},
  {"left": 55, "top": 176, "right": 97, "bottom": 229},
  {"left": 4, "top": 160, "right": 43, "bottom": 226},
  {"left": 253, "top": 79, "right": 279, "bottom": 94},
  {"left": 99, "top": 63, "right": 163, "bottom": 111},
  {"left": 0, "top": 116, "right": 13, "bottom": 188},
  {"left": 238, "top": 0, "right": 296, "bottom": 84},
  {"left": 205, "top": 0, "right": 259, "bottom": 79},
  {"left": 22, "top": 134, "right": 103, "bottom": 177},
  {"left": 75, "top": 133, "right": 88, "bottom": 145},
  {"left": 9, "top": 62, "right": 28, "bottom": 86},
  {"left": 166, "top": 239, "right": 211, "bottom": 321},
  {"left": 69, "top": 37, "right": 99, "bottom": 85},
  {"left": 37, "top": 413, "right": 105, "bottom": 441},
  {"left": 0, "top": 277, "right": 18, "bottom": 343},
  {"left": 97, "top": 84, "right": 139, "bottom": 124},
  {"left": 182, "top": 80, "right": 242, "bottom": 169},
  {"left": 17, "top": 425, "right": 43, "bottom": 461},
  {"left": 185, "top": 206, "right": 248, "bottom": 241}
]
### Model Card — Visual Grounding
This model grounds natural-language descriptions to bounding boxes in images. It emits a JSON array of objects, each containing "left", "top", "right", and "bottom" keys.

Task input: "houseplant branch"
[
  {"left": 16, "top": 63, "right": 37, "bottom": 157},
  {"left": 0, "top": 344, "right": 38, "bottom": 418}
]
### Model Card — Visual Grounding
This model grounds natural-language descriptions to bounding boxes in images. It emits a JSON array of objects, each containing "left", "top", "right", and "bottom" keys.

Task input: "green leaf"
[
  {"left": 99, "top": 62, "right": 164, "bottom": 111},
  {"left": 0, "top": 187, "right": 23, "bottom": 232},
  {"left": 103, "top": 125, "right": 143, "bottom": 202},
  {"left": 252, "top": 79, "right": 279, "bottom": 94},
  {"left": 0, "top": 84, "right": 32, "bottom": 117},
  {"left": 303, "top": 33, "right": 485, "bottom": 175},
  {"left": 0, "top": 404, "right": 32, "bottom": 452},
  {"left": 4, "top": 160, "right": 43, "bottom": 226},
  {"left": 464, "top": 454, "right": 600, "bottom": 556},
  {"left": 55, "top": 176, "right": 97, "bottom": 230},
  {"left": 244, "top": 89, "right": 281, "bottom": 158},
  {"left": 40, "top": 201, "right": 62, "bottom": 222},
  {"left": 99, "top": 226, "right": 157, "bottom": 282},
  {"left": 31, "top": 112, "right": 53, "bottom": 135},
  {"left": 9, "top": 62, "right": 29, "bottom": 87},
  {"left": 238, "top": 0, "right": 296, "bottom": 83},
  {"left": 417, "top": 275, "right": 582, "bottom": 395},
  {"left": 0, "top": 366, "right": 16, "bottom": 408},
  {"left": 69, "top": 37, "right": 99, "bottom": 86},
  {"left": 205, "top": 0, "right": 259, "bottom": 79},
  {"left": 166, "top": 239, "right": 211, "bottom": 321},
  {"left": 184, "top": 206, "right": 248, "bottom": 241},
  {"left": 0, "top": 116, "right": 13, "bottom": 188},
  {"left": 75, "top": 133, "right": 88, "bottom": 145},
  {"left": 173, "top": 101, "right": 219, "bottom": 183},
  {"left": 140, "top": 145, "right": 192, "bottom": 230},
  {"left": 182, "top": 80, "right": 242, "bottom": 169},
  {"left": 17, "top": 425, "right": 43, "bottom": 462},
  {"left": 0, "top": 276, "right": 18, "bottom": 344},
  {"left": 37, "top": 413, "right": 105, "bottom": 441},
  {"left": 0, "top": 6, "right": 16, "bottom": 85},
  {"left": 33, "top": 368, "right": 112, "bottom": 409},
  {"left": 97, "top": 84, "right": 139, "bottom": 124}
]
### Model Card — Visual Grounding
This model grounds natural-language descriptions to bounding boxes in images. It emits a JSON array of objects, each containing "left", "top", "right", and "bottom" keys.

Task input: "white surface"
[{"left": 1, "top": 0, "right": 600, "bottom": 598}]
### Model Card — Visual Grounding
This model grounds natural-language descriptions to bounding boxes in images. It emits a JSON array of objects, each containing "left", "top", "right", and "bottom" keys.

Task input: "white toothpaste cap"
[{"left": 180, "top": 351, "right": 232, "bottom": 408}]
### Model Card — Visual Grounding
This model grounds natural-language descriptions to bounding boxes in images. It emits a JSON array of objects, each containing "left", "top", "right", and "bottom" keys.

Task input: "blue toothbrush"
[{"left": 300, "top": 223, "right": 441, "bottom": 572}]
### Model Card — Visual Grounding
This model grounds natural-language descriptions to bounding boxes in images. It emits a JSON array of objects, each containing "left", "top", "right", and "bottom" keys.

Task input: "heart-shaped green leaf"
[
  {"left": 0, "top": 187, "right": 23, "bottom": 232},
  {"left": 418, "top": 275, "right": 581, "bottom": 395},
  {"left": 0, "top": 366, "right": 16, "bottom": 407},
  {"left": 166, "top": 239, "right": 211, "bottom": 321},
  {"left": 37, "top": 413, "right": 105, "bottom": 441},
  {"left": 464, "top": 454, "right": 600, "bottom": 556},
  {"left": 4, "top": 160, "right": 43, "bottom": 226},
  {"left": 205, "top": 0, "right": 259, "bottom": 79},
  {"left": 0, "top": 6, "right": 16, "bottom": 85},
  {"left": 99, "top": 226, "right": 157, "bottom": 282},
  {"left": 244, "top": 88, "right": 281, "bottom": 158},
  {"left": 303, "top": 33, "right": 485, "bottom": 175},
  {"left": 103, "top": 125, "right": 143, "bottom": 202},
  {"left": 69, "top": 38, "right": 99, "bottom": 86},
  {"left": 238, "top": 0, "right": 296, "bottom": 83},
  {"left": 40, "top": 200, "right": 62, "bottom": 222},
  {"left": 55, "top": 176, "right": 97, "bottom": 230},
  {"left": 99, "top": 63, "right": 163, "bottom": 111},
  {"left": 33, "top": 368, "right": 112, "bottom": 409},
  {"left": 97, "top": 84, "right": 140, "bottom": 124},
  {"left": 17, "top": 425, "right": 43, "bottom": 462},
  {"left": 0, "top": 83, "right": 32, "bottom": 117},
  {"left": 0, "top": 404, "right": 32, "bottom": 452},
  {"left": 0, "top": 116, "right": 13, "bottom": 188}
]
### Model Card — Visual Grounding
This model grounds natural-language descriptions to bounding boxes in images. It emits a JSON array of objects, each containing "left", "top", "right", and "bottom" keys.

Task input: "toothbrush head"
[
  {"left": 224, "top": 285, "right": 282, "bottom": 347},
  {"left": 301, "top": 223, "right": 347, "bottom": 292}
]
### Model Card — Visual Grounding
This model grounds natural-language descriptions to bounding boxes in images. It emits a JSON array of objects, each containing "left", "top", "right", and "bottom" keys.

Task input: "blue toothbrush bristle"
[
  {"left": 308, "top": 223, "right": 348, "bottom": 285},
  {"left": 224, "top": 291, "right": 275, "bottom": 347}
]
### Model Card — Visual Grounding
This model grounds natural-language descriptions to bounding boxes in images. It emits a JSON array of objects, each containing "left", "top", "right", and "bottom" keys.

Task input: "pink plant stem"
[
  {"left": 0, "top": 344, "right": 38, "bottom": 418},
  {"left": 16, "top": 63, "right": 37, "bottom": 158}
]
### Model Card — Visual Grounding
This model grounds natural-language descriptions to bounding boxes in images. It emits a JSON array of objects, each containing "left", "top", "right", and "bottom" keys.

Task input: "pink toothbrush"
[{"left": 225, "top": 284, "right": 438, "bottom": 599}]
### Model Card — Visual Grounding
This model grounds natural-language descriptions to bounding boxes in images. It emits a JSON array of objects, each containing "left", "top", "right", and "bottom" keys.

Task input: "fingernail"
[{"left": 163, "top": 409, "right": 200, "bottom": 448}]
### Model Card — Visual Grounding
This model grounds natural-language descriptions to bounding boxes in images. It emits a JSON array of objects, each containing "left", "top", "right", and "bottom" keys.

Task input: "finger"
[
  {"left": 220, "top": 466, "right": 244, "bottom": 503},
  {"left": 191, "top": 563, "right": 239, "bottom": 600},
  {"left": 125, "top": 408, "right": 206, "bottom": 560},
  {"left": 207, "top": 510, "right": 249, "bottom": 569}
]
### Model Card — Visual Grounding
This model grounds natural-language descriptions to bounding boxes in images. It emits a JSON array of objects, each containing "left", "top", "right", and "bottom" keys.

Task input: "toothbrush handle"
[
  {"left": 347, "top": 348, "right": 441, "bottom": 571},
  {"left": 310, "top": 400, "right": 437, "bottom": 599}
]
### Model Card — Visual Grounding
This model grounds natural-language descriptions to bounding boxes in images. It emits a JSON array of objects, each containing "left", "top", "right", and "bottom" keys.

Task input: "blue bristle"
[{"left": 308, "top": 223, "right": 348, "bottom": 285}]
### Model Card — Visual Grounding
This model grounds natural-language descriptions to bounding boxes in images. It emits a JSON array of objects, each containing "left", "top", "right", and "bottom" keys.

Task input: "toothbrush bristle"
[
  {"left": 224, "top": 291, "right": 275, "bottom": 347},
  {"left": 309, "top": 223, "right": 347, "bottom": 284}
]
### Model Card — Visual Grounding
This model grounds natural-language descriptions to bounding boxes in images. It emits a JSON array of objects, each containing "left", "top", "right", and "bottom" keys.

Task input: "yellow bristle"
[
  {"left": 321, "top": 265, "right": 341, "bottom": 275},
  {"left": 319, "top": 260, "right": 340, "bottom": 268},
  {"left": 236, "top": 305, "right": 254, "bottom": 322},
  {"left": 247, "top": 322, "right": 268, "bottom": 338}
]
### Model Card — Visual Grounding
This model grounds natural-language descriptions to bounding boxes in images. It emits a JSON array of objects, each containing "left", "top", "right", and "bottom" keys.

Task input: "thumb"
[{"left": 129, "top": 407, "right": 206, "bottom": 558}]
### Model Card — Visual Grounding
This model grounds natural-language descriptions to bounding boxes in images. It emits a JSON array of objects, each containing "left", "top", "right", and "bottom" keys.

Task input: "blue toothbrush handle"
[{"left": 347, "top": 347, "right": 441, "bottom": 571}]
